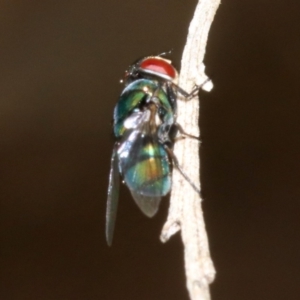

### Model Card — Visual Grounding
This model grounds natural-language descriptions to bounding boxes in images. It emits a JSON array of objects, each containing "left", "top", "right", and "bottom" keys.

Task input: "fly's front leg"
[{"left": 173, "top": 77, "right": 211, "bottom": 100}]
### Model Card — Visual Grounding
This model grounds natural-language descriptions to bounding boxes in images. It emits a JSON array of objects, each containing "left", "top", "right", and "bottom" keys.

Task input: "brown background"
[{"left": 1, "top": 1, "right": 300, "bottom": 299}]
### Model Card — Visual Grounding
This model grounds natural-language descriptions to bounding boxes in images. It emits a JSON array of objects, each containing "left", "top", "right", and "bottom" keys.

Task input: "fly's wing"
[
  {"left": 106, "top": 145, "right": 120, "bottom": 246},
  {"left": 118, "top": 120, "right": 171, "bottom": 217},
  {"left": 130, "top": 192, "right": 161, "bottom": 217}
]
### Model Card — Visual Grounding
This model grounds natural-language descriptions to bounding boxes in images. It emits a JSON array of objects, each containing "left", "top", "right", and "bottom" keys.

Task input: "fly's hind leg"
[{"left": 164, "top": 145, "right": 200, "bottom": 195}]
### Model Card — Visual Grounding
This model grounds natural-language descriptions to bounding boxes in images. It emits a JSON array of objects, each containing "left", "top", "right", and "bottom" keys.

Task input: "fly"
[{"left": 106, "top": 55, "right": 201, "bottom": 245}]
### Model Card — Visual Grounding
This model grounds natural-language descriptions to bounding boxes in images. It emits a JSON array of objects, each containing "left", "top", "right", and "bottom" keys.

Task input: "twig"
[{"left": 160, "top": 1, "right": 221, "bottom": 299}]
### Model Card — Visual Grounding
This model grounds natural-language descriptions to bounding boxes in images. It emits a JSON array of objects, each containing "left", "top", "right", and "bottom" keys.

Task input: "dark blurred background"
[{"left": 1, "top": 1, "right": 300, "bottom": 299}]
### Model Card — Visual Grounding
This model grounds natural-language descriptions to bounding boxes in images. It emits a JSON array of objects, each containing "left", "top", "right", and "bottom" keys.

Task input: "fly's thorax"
[{"left": 113, "top": 78, "right": 175, "bottom": 139}]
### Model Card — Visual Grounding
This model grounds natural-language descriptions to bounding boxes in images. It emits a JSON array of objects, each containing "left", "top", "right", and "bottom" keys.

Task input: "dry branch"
[{"left": 160, "top": 1, "right": 221, "bottom": 299}]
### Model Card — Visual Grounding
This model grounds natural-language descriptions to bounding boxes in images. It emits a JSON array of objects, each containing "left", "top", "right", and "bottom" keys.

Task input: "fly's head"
[{"left": 123, "top": 56, "right": 179, "bottom": 86}]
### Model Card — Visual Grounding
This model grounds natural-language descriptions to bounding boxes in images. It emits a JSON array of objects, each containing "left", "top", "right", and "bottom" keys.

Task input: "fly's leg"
[
  {"left": 166, "top": 122, "right": 201, "bottom": 144},
  {"left": 174, "top": 123, "right": 201, "bottom": 141},
  {"left": 164, "top": 145, "right": 200, "bottom": 195},
  {"left": 172, "top": 77, "right": 211, "bottom": 100}
]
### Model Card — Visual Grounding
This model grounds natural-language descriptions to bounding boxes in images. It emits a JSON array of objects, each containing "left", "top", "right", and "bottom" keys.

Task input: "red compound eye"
[{"left": 139, "top": 57, "right": 177, "bottom": 79}]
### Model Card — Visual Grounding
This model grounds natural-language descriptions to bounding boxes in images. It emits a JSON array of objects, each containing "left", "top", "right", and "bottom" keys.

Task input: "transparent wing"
[
  {"left": 106, "top": 145, "right": 120, "bottom": 246},
  {"left": 130, "top": 191, "right": 161, "bottom": 217},
  {"left": 118, "top": 117, "right": 171, "bottom": 217}
]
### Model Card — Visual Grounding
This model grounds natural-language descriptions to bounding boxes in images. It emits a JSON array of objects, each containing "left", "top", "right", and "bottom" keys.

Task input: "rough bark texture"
[{"left": 160, "top": 1, "right": 221, "bottom": 299}]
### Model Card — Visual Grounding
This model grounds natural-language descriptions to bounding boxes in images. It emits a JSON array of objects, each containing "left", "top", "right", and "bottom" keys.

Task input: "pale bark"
[{"left": 160, "top": 1, "right": 221, "bottom": 299}]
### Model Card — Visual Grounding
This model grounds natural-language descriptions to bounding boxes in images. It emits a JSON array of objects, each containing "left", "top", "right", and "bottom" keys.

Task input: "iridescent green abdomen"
[{"left": 118, "top": 133, "right": 171, "bottom": 198}]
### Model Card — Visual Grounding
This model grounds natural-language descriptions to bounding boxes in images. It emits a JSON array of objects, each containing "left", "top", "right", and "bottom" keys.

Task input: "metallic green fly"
[{"left": 106, "top": 56, "right": 201, "bottom": 245}]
